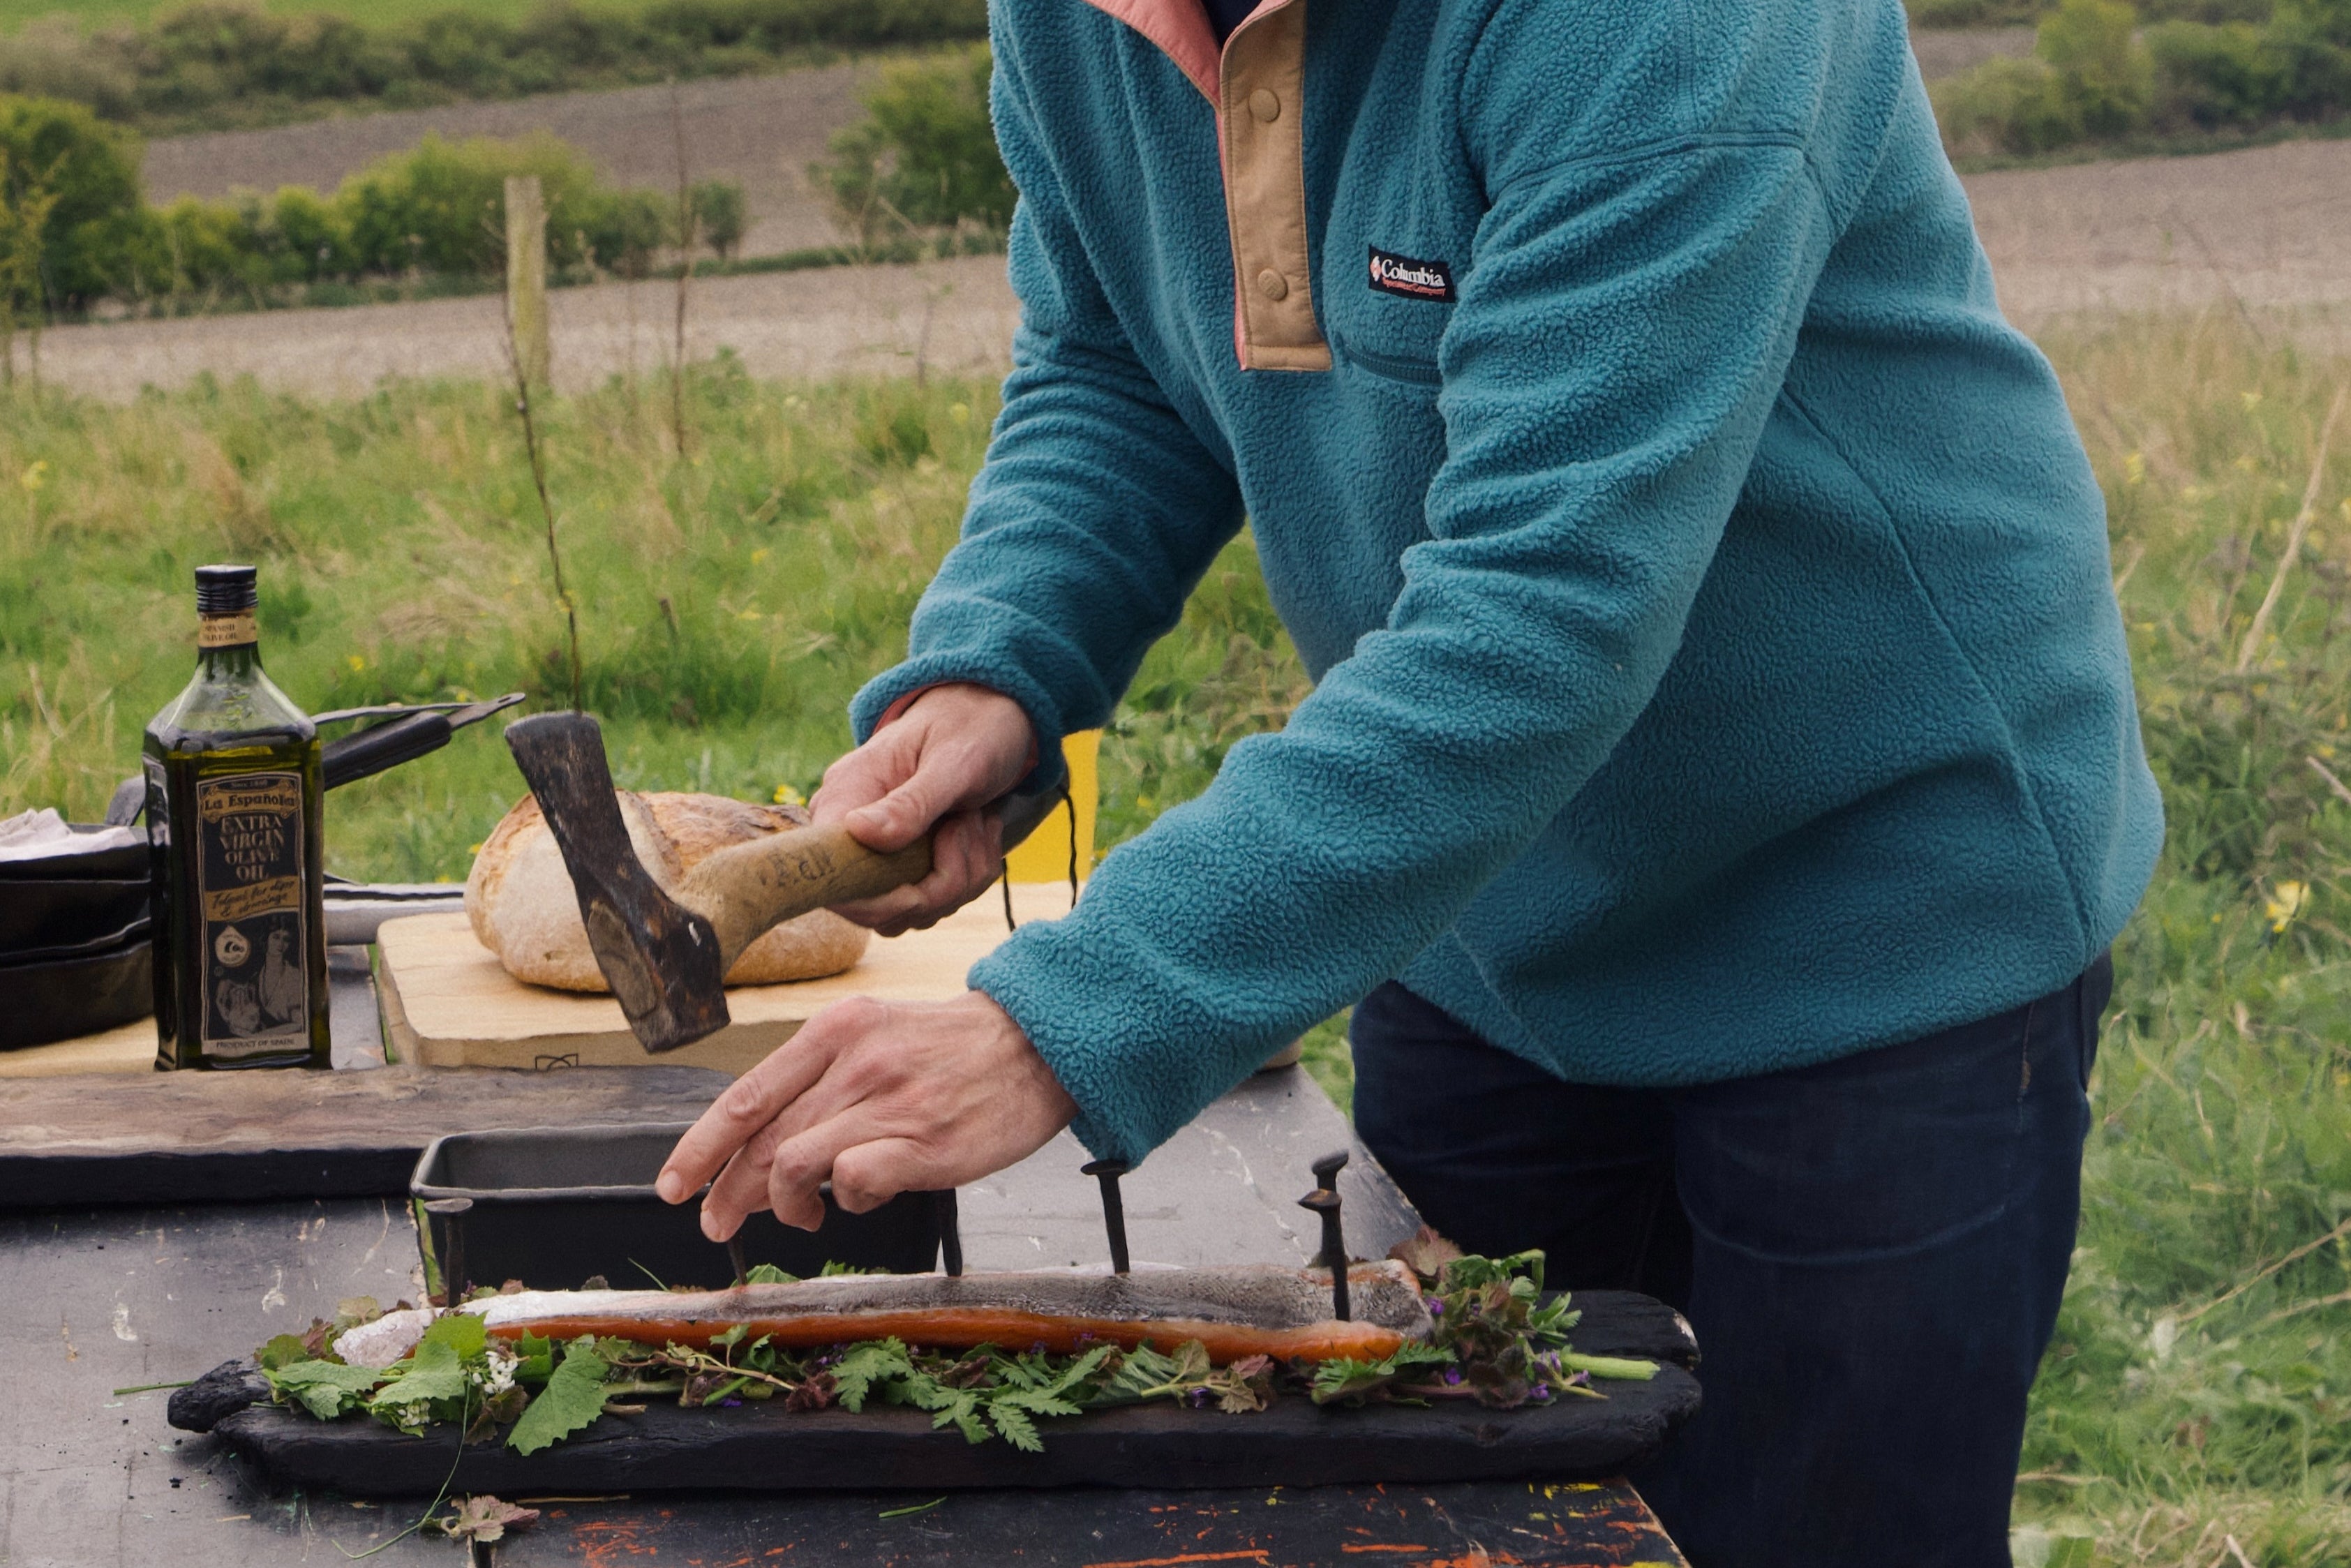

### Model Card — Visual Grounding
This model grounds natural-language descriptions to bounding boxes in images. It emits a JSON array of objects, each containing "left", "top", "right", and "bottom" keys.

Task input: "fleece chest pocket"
[{"left": 1327, "top": 241, "right": 1459, "bottom": 388}]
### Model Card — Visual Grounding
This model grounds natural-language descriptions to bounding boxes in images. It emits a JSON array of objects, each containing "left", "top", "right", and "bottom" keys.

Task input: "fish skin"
[{"left": 470, "top": 1261, "right": 1432, "bottom": 1364}]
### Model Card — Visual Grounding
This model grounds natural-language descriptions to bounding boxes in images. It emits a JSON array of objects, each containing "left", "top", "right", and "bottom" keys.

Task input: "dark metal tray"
[
  {"left": 189, "top": 1289, "right": 1702, "bottom": 1495},
  {"left": 412, "top": 1123, "right": 944, "bottom": 1294}
]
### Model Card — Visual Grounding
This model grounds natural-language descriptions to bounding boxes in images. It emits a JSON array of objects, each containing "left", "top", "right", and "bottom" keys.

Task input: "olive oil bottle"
[{"left": 144, "top": 564, "right": 329, "bottom": 1070}]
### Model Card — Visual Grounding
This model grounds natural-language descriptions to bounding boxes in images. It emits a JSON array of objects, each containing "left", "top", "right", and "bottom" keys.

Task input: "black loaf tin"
[{"left": 410, "top": 1123, "right": 946, "bottom": 1298}]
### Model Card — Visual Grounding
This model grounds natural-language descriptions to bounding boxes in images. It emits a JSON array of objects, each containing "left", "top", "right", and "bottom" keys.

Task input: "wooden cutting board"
[{"left": 377, "top": 881, "right": 1078, "bottom": 1075}]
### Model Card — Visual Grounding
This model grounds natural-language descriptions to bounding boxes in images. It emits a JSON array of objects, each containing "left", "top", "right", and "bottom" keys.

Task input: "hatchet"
[{"left": 504, "top": 711, "right": 1066, "bottom": 1054}]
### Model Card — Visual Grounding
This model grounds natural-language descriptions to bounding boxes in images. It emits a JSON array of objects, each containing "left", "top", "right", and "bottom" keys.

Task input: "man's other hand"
[
  {"left": 655, "top": 990, "right": 1078, "bottom": 1239},
  {"left": 812, "top": 682, "right": 1033, "bottom": 936}
]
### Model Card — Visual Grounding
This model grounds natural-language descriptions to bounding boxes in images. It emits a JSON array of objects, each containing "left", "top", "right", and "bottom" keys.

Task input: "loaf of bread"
[{"left": 465, "top": 791, "right": 870, "bottom": 992}]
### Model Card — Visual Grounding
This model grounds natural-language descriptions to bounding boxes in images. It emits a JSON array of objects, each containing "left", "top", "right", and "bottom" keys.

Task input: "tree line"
[
  {"left": 0, "top": 0, "right": 986, "bottom": 133},
  {"left": 1934, "top": 0, "right": 2350, "bottom": 155},
  {"left": 0, "top": 95, "right": 744, "bottom": 321}
]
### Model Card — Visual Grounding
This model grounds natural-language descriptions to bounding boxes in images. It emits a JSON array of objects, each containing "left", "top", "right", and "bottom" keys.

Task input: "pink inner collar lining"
[{"left": 1074, "top": 0, "right": 1280, "bottom": 98}]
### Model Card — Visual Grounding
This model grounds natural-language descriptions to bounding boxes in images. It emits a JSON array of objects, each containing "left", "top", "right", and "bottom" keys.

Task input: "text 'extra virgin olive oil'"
[{"left": 144, "top": 564, "right": 329, "bottom": 1070}]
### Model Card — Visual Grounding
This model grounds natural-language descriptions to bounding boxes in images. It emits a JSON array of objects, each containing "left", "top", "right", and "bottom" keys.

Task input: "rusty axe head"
[{"left": 503, "top": 712, "right": 729, "bottom": 1053}]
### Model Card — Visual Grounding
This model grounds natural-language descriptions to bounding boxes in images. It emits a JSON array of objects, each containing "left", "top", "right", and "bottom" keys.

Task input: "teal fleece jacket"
[{"left": 850, "top": 0, "right": 2165, "bottom": 1165}]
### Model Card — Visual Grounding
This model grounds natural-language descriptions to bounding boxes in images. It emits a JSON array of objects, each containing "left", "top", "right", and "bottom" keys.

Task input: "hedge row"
[
  {"left": 1933, "top": 0, "right": 2351, "bottom": 154},
  {"left": 0, "top": 0, "right": 987, "bottom": 130},
  {"left": 0, "top": 95, "right": 740, "bottom": 310}
]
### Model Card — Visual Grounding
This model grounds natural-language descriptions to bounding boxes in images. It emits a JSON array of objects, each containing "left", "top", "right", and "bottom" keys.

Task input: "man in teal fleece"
[{"left": 658, "top": 0, "right": 2164, "bottom": 1555}]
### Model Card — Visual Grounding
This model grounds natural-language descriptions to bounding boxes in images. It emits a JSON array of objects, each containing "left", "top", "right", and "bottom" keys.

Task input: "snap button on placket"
[
  {"left": 1249, "top": 87, "right": 1281, "bottom": 121},
  {"left": 1257, "top": 269, "right": 1289, "bottom": 301}
]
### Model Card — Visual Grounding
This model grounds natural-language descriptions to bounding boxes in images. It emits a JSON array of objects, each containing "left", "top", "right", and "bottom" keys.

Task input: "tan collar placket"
[{"left": 1218, "top": 1, "right": 1330, "bottom": 371}]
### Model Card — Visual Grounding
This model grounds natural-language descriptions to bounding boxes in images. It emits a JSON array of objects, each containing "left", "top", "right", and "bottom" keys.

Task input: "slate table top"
[{"left": 0, "top": 961, "right": 1691, "bottom": 1566}]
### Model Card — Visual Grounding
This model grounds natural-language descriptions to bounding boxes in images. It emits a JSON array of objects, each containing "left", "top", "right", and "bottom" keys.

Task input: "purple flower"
[
  {"left": 719, "top": 1397, "right": 744, "bottom": 1408},
  {"left": 1426, "top": 1299, "right": 1445, "bottom": 1315},
  {"left": 1532, "top": 1384, "right": 1549, "bottom": 1399},
  {"left": 1442, "top": 1368, "right": 1462, "bottom": 1387}
]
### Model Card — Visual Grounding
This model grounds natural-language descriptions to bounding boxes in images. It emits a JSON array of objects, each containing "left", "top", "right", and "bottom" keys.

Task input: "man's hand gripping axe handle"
[{"left": 505, "top": 711, "right": 1066, "bottom": 1054}]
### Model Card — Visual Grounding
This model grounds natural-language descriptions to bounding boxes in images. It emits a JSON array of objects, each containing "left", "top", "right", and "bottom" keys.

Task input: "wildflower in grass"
[
  {"left": 19, "top": 459, "right": 45, "bottom": 492},
  {"left": 2265, "top": 880, "right": 2308, "bottom": 933}
]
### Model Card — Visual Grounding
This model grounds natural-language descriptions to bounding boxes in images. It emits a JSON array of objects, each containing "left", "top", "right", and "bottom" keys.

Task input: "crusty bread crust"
[{"left": 464, "top": 791, "right": 870, "bottom": 992}]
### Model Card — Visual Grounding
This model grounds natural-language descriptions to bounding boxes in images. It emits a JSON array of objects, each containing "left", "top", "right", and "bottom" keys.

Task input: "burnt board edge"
[{"left": 211, "top": 1366, "right": 1701, "bottom": 1495}]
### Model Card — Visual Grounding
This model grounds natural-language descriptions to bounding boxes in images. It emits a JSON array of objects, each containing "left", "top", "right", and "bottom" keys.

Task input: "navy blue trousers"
[{"left": 1352, "top": 956, "right": 2108, "bottom": 1568}]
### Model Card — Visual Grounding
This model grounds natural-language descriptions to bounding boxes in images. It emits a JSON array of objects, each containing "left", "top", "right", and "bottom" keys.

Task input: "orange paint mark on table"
[
  {"left": 1080, "top": 1552, "right": 1272, "bottom": 1568},
  {"left": 572, "top": 1518, "right": 661, "bottom": 1565},
  {"left": 1338, "top": 1548, "right": 1434, "bottom": 1555}
]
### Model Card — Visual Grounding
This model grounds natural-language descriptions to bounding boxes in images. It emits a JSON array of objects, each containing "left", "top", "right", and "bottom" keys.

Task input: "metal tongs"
[{"left": 102, "top": 693, "right": 527, "bottom": 826}]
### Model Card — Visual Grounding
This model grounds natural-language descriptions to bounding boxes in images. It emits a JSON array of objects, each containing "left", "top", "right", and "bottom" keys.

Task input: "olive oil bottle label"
[{"left": 195, "top": 772, "right": 311, "bottom": 1059}]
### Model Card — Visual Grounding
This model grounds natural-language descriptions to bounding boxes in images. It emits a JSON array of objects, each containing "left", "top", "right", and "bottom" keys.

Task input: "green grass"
[
  {"left": 6, "top": 311, "right": 2351, "bottom": 1558},
  {"left": 0, "top": 353, "right": 1309, "bottom": 882}
]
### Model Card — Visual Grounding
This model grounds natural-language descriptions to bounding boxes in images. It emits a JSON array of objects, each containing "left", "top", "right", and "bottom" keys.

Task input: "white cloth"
[{"left": 0, "top": 807, "right": 138, "bottom": 863}]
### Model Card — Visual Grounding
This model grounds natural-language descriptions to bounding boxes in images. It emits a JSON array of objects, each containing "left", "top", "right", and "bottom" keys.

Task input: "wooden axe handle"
[
  {"left": 682, "top": 823, "right": 930, "bottom": 968},
  {"left": 681, "top": 786, "right": 1064, "bottom": 969}
]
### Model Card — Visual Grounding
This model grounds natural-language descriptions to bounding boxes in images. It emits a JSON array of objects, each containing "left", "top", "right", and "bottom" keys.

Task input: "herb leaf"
[
  {"left": 506, "top": 1338, "right": 611, "bottom": 1456},
  {"left": 368, "top": 1338, "right": 468, "bottom": 1417},
  {"left": 268, "top": 1359, "right": 385, "bottom": 1419},
  {"left": 830, "top": 1340, "right": 914, "bottom": 1412}
]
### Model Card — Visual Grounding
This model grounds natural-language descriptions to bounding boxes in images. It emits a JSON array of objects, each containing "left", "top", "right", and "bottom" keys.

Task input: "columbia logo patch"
[{"left": 1368, "top": 247, "right": 1454, "bottom": 301}]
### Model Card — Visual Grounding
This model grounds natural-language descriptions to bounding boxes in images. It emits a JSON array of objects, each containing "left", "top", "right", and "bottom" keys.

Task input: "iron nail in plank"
[
  {"left": 1298, "top": 1150, "right": 1352, "bottom": 1322},
  {"left": 1080, "top": 1159, "right": 1132, "bottom": 1274},
  {"left": 421, "top": 1197, "right": 473, "bottom": 1310},
  {"left": 934, "top": 1189, "right": 964, "bottom": 1278}
]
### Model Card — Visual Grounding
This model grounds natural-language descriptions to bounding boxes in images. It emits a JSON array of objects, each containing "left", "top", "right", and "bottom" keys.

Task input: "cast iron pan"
[
  {"left": 0, "top": 877, "right": 147, "bottom": 957},
  {"left": 0, "top": 937, "right": 151, "bottom": 1051}
]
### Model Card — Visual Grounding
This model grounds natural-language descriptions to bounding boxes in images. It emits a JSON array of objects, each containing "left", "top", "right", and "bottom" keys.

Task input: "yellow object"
[{"left": 1005, "top": 729, "right": 1099, "bottom": 884}]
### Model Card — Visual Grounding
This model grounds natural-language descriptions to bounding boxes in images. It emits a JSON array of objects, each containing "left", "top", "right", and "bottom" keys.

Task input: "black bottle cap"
[{"left": 195, "top": 564, "right": 258, "bottom": 615}]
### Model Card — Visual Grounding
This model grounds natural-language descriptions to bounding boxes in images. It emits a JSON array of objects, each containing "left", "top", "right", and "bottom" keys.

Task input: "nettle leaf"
[
  {"left": 257, "top": 1334, "right": 316, "bottom": 1371},
  {"left": 512, "top": 1334, "right": 556, "bottom": 1385},
  {"left": 1309, "top": 1357, "right": 1403, "bottom": 1405},
  {"left": 419, "top": 1312, "right": 486, "bottom": 1361},
  {"left": 1092, "top": 1343, "right": 1187, "bottom": 1406},
  {"left": 371, "top": 1340, "right": 468, "bottom": 1407},
  {"left": 1440, "top": 1249, "right": 1546, "bottom": 1296},
  {"left": 1309, "top": 1342, "right": 1455, "bottom": 1407},
  {"left": 268, "top": 1359, "right": 385, "bottom": 1420},
  {"left": 507, "top": 1339, "right": 612, "bottom": 1456},
  {"left": 742, "top": 1264, "right": 796, "bottom": 1285}
]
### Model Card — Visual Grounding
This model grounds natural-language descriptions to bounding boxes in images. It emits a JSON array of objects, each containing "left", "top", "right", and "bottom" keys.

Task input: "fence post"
[{"left": 504, "top": 174, "right": 551, "bottom": 389}]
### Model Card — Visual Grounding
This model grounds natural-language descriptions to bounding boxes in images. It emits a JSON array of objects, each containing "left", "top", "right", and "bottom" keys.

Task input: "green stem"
[
  {"left": 112, "top": 1380, "right": 196, "bottom": 1395},
  {"left": 1559, "top": 1352, "right": 1658, "bottom": 1381}
]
